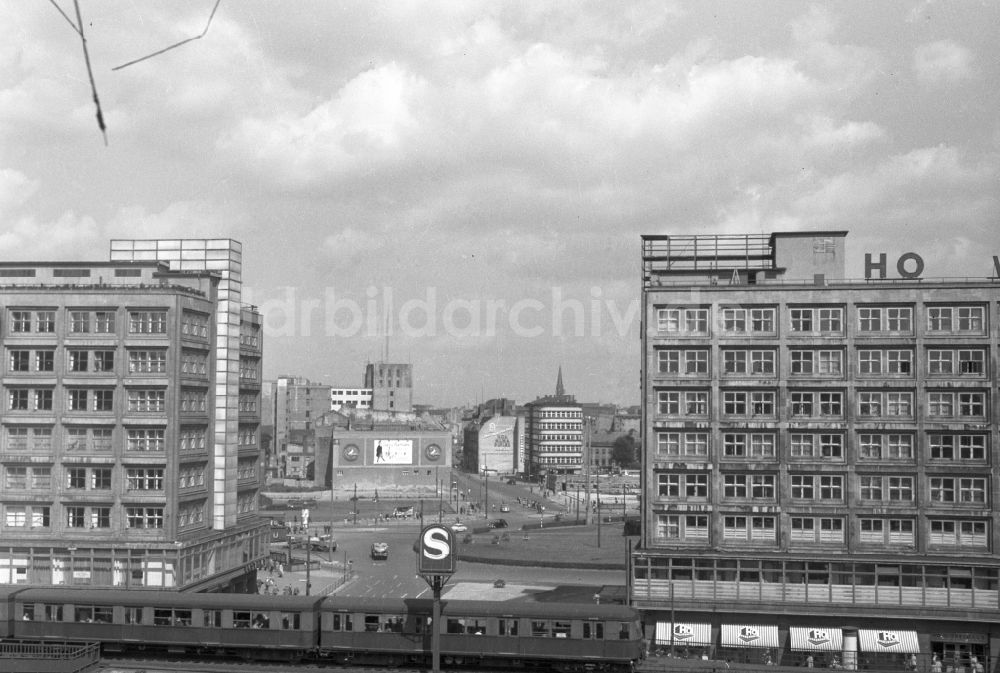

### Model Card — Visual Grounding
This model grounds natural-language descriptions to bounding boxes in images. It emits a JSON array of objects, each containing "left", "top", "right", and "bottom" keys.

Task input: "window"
[
  {"left": 929, "top": 520, "right": 988, "bottom": 547},
  {"left": 790, "top": 392, "right": 814, "bottom": 417},
  {"left": 858, "top": 391, "right": 914, "bottom": 419},
  {"left": 10, "top": 311, "right": 32, "bottom": 333},
  {"left": 656, "top": 307, "right": 709, "bottom": 334},
  {"left": 860, "top": 519, "right": 914, "bottom": 545},
  {"left": 93, "top": 351, "right": 115, "bottom": 372},
  {"left": 36, "top": 350, "right": 54, "bottom": 371},
  {"left": 129, "top": 350, "right": 167, "bottom": 374},
  {"left": 69, "top": 311, "right": 90, "bottom": 333},
  {"left": 68, "top": 389, "right": 88, "bottom": 411},
  {"left": 790, "top": 307, "right": 843, "bottom": 334},
  {"left": 858, "top": 434, "right": 914, "bottom": 461},
  {"left": 928, "top": 306, "right": 984, "bottom": 333},
  {"left": 657, "top": 390, "right": 708, "bottom": 417},
  {"left": 126, "top": 507, "right": 164, "bottom": 529},
  {"left": 927, "top": 391, "right": 986, "bottom": 419},
  {"left": 656, "top": 432, "right": 708, "bottom": 458},
  {"left": 91, "top": 507, "right": 111, "bottom": 529},
  {"left": 129, "top": 311, "right": 167, "bottom": 334},
  {"left": 860, "top": 476, "right": 914, "bottom": 502},
  {"left": 93, "top": 390, "right": 113, "bottom": 411},
  {"left": 9, "top": 350, "right": 29, "bottom": 372},
  {"left": 69, "top": 351, "right": 89, "bottom": 372},
  {"left": 928, "top": 434, "right": 987, "bottom": 461},
  {"left": 791, "top": 517, "right": 843, "bottom": 544},
  {"left": 66, "top": 506, "right": 86, "bottom": 528},
  {"left": 722, "top": 474, "right": 776, "bottom": 499},
  {"left": 929, "top": 478, "right": 956, "bottom": 503},
  {"left": 9, "top": 390, "right": 28, "bottom": 410},
  {"left": 790, "top": 350, "right": 843, "bottom": 376},
  {"left": 5, "top": 467, "right": 27, "bottom": 489},
  {"left": 657, "top": 473, "right": 708, "bottom": 499},
  {"left": 789, "top": 433, "right": 844, "bottom": 460},
  {"left": 655, "top": 514, "right": 708, "bottom": 541},
  {"left": 91, "top": 468, "right": 111, "bottom": 490},
  {"left": 67, "top": 467, "right": 87, "bottom": 489},
  {"left": 127, "top": 428, "right": 165, "bottom": 452},
  {"left": 127, "top": 389, "right": 165, "bottom": 412},
  {"left": 722, "top": 433, "right": 775, "bottom": 458},
  {"left": 858, "top": 307, "right": 882, "bottom": 332},
  {"left": 127, "top": 468, "right": 164, "bottom": 491}
]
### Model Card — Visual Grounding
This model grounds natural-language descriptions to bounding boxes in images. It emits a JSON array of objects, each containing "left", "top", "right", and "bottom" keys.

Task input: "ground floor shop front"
[{"left": 643, "top": 613, "right": 998, "bottom": 673}]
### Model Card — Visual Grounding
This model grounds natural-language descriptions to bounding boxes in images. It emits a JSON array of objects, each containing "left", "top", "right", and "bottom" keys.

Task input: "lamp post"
[{"left": 484, "top": 464, "right": 489, "bottom": 519}]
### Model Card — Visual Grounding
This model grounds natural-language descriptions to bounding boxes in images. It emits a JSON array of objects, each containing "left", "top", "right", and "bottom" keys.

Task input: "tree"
[{"left": 611, "top": 432, "right": 638, "bottom": 469}]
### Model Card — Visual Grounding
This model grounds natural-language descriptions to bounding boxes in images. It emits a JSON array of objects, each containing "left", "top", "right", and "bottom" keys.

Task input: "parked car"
[
  {"left": 488, "top": 519, "right": 508, "bottom": 529},
  {"left": 499, "top": 503, "right": 510, "bottom": 513},
  {"left": 370, "top": 542, "right": 389, "bottom": 560},
  {"left": 450, "top": 522, "right": 468, "bottom": 533}
]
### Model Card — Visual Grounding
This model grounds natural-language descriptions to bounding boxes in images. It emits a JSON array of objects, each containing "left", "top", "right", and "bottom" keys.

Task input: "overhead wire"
[{"left": 112, "top": 0, "right": 222, "bottom": 71}]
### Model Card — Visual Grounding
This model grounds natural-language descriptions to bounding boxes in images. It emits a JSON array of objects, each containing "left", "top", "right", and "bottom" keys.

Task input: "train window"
[
  {"left": 583, "top": 621, "right": 604, "bottom": 639},
  {"left": 94, "top": 607, "right": 114, "bottom": 624},
  {"left": 499, "top": 618, "right": 519, "bottom": 636},
  {"left": 21, "top": 606, "right": 34, "bottom": 621},
  {"left": 74, "top": 607, "right": 94, "bottom": 623},
  {"left": 414, "top": 616, "right": 430, "bottom": 634},
  {"left": 364, "top": 615, "right": 380, "bottom": 632},
  {"left": 280, "top": 612, "right": 300, "bottom": 630},
  {"left": 447, "top": 617, "right": 486, "bottom": 635},
  {"left": 233, "top": 611, "right": 253, "bottom": 628},
  {"left": 531, "top": 620, "right": 550, "bottom": 637},
  {"left": 203, "top": 610, "right": 222, "bottom": 628},
  {"left": 154, "top": 608, "right": 192, "bottom": 626},
  {"left": 553, "top": 621, "right": 571, "bottom": 638},
  {"left": 44, "top": 605, "right": 63, "bottom": 621},
  {"left": 618, "top": 622, "right": 631, "bottom": 640},
  {"left": 124, "top": 607, "right": 143, "bottom": 625},
  {"left": 252, "top": 614, "right": 269, "bottom": 629},
  {"left": 331, "top": 613, "right": 353, "bottom": 631}
]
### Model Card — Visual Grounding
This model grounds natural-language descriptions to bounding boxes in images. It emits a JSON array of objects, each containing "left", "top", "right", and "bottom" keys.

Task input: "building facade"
[
  {"left": 271, "top": 376, "right": 333, "bottom": 481},
  {"left": 364, "top": 362, "right": 413, "bottom": 412},
  {"left": 525, "top": 394, "right": 584, "bottom": 479},
  {"left": 0, "top": 239, "right": 269, "bottom": 592},
  {"left": 635, "top": 231, "right": 1000, "bottom": 669}
]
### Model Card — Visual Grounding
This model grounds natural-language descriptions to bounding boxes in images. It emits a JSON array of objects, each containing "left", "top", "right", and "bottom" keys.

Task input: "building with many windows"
[
  {"left": 635, "top": 231, "right": 1000, "bottom": 669},
  {"left": 525, "top": 370, "right": 584, "bottom": 479},
  {"left": 0, "top": 239, "right": 269, "bottom": 592}
]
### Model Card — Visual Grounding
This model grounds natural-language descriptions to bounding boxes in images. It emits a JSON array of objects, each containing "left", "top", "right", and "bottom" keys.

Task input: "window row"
[
  {"left": 655, "top": 514, "right": 988, "bottom": 548},
  {"left": 2, "top": 466, "right": 170, "bottom": 491},
  {"left": 656, "top": 347, "right": 988, "bottom": 377},
  {"left": 655, "top": 305, "right": 986, "bottom": 336},
  {"left": 656, "top": 473, "right": 989, "bottom": 504},
  {"left": 2, "top": 505, "right": 172, "bottom": 530},
  {"left": 656, "top": 389, "right": 989, "bottom": 420},
  {"left": 3, "top": 426, "right": 213, "bottom": 454},
  {"left": 5, "top": 309, "right": 169, "bottom": 335},
  {"left": 656, "top": 431, "right": 989, "bottom": 462}
]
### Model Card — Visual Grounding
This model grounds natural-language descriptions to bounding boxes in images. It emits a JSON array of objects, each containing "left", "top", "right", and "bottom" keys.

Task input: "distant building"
[
  {"left": 271, "top": 376, "right": 332, "bottom": 482},
  {"left": 0, "top": 239, "right": 268, "bottom": 592},
  {"left": 364, "top": 362, "right": 413, "bottom": 412},
  {"left": 524, "top": 369, "right": 583, "bottom": 479},
  {"left": 636, "top": 230, "right": 1000, "bottom": 666},
  {"left": 330, "top": 387, "right": 372, "bottom": 411},
  {"left": 464, "top": 416, "right": 520, "bottom": 476}
]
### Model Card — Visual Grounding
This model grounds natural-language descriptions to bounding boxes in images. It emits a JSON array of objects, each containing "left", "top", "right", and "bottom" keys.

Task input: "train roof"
[{"left": 13, "top": 588, "right": 324, "bottom": 611}]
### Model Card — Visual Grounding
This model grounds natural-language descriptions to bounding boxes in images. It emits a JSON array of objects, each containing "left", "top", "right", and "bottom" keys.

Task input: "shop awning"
[
  {"left": 655, "top": 622, "right": 713, "bottom": 647},
  {"left": 860, "top": 629, "right": 920, "bottom": 653},
  {"left": 790, "top": 627, "right": 844, "bottom": 651},
  {"left": 721, "top": 624, "right": 779, "bottom": 649}
]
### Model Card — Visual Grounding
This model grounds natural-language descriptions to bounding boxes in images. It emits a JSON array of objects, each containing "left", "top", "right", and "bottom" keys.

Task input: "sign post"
[{"left": 418, "top": 524, "right": 456, "bottom": 673}]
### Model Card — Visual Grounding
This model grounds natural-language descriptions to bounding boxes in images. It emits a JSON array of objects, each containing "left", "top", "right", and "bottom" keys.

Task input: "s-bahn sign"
[{"left": 418, "top": 524, "right": 456, "bottom": 575}]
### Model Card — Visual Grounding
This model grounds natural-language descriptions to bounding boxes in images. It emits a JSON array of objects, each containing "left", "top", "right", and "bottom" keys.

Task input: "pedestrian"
[
  {"left": 806, "top": 655, "right": 814, "bottom": 668},
  {"left": 278, "top": 562, "right": 284, "bottom": 578}
]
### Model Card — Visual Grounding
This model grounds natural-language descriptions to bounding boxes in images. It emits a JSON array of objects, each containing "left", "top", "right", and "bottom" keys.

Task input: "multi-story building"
[
  {"left": 271, "top": 376, "right": 333, "bottom": 481},
  {"left": 525, "top": 370, "right": 584, "bottom": 479},
  {"left": 330, "top": 387, "right": 372, "bottom": 411},
  {"left": 635, "top": 231, "right": 1000, "bottom": 668},
  {"left": 463, "top": 415, "right": 520, "bottom": 476},
  {"left": 364, "top": 362, "right": 412, "bottom": 412},
  {"left": 0, "top": 238, "right": 269, "bottom": 592}
]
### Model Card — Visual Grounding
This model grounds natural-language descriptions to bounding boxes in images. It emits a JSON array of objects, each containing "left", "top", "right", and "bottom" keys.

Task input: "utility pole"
[
  {"left": 352, "top": 483, "right": 357, "bottom": 526},
  {"left": 597, "top": 471, "right": 602, "bottom": 548},
  {"left": 584, "top": 417, "right": 592, "bottom": 525}
]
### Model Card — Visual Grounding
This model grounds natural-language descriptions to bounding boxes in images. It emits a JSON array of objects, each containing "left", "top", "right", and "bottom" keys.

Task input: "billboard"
[
  {"left": 479, "top": 417, "right": 516, "bottom": 473},
  {"left": 373, "top": 439, "right": 413, "bottom": 465}
]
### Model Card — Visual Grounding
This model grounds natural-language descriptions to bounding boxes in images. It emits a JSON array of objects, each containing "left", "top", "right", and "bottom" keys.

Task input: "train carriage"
[
  {"left": 0, "top": 585, "right": 26, "bottom": 638},
  {"left": 438, "top": 599, "right": 642, "bottom": 672},
  {"left": 316, "top": 595, "right": 643, "bottom": 670},
  {"left": 11, "top": 588, "right": 322, "bottom": 661}
]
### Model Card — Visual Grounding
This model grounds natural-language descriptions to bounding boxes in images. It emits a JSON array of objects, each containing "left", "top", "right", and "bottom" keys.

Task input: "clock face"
[
  {"left": 425, "top": 443, "right": 442, "bottom": 461},
  {"left": 342, "top": 444, "right": 360, "bottom": 462}
]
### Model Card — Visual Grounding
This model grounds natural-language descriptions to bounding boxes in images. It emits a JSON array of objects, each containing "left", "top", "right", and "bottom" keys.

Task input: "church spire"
[{"left": 556, "top": 366, "right": 565, "bottom": 397}]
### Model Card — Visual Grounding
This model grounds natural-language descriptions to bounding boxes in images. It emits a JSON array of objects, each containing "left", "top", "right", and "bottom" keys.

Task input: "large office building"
[
  {"left": 635, "top": 231, "right": 1000, "bottom": 669},
  {"left": 525, "top": 369, "right": 584, "bottom": 479},
  {"left": 364, "top": 362, "right": 413, "bottom": 412},
  {"left": 0, "top": 239, "right": 269, "bottom": 592}
]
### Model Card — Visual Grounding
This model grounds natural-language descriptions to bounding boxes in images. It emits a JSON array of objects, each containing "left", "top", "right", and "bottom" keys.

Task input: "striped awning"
[
  {"left": 790, "top": 627, "right": 844, "bottom": 651},
  {"left": 655, "top": 622, "right": 713, "bottom": 647},
  {"left": 721, "top": 624, "right": 779, "bottom": 649},
  {"left": 859, "top": 629, "right": 920, "bottom": 653}
]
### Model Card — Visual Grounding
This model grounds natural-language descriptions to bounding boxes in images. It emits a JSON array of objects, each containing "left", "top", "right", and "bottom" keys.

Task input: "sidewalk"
[{"left": 256, "top": 558, "right": 351, "bottom": 597}]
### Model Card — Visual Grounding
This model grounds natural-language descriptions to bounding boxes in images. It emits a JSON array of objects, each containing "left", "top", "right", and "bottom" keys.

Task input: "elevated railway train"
[{"left": 0, "top": 586, "right": 643, "bottom": 671}]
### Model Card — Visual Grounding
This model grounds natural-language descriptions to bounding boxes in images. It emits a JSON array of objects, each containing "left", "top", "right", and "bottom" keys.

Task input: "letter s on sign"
[{"left": 422, "top": 528, "right": 450, "bottom": 560}]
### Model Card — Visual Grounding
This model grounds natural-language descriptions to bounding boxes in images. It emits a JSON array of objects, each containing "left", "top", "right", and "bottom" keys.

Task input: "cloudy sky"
[{"left": 2, "top": 1, "right": 998, "bottom": 407}]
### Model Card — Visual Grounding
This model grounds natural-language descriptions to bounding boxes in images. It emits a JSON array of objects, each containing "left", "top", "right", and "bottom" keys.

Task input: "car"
[
  {"left": 370, "top": 542, "right": 389, "bottom": 560},
  {"left": 493, "top": 578, "right": 506, "bottom": 588},
  {"left": 499, "top": 503, "right": 510, "bottom": 513},
  {"left": 392, "top": 506, "right": 414, "bottom": 519},
  {"left": 488, "top": 519, "right": 508, "bottom": 529},
  {"left": 450, "top": 522, "right": 468, "bottom": 533}
]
